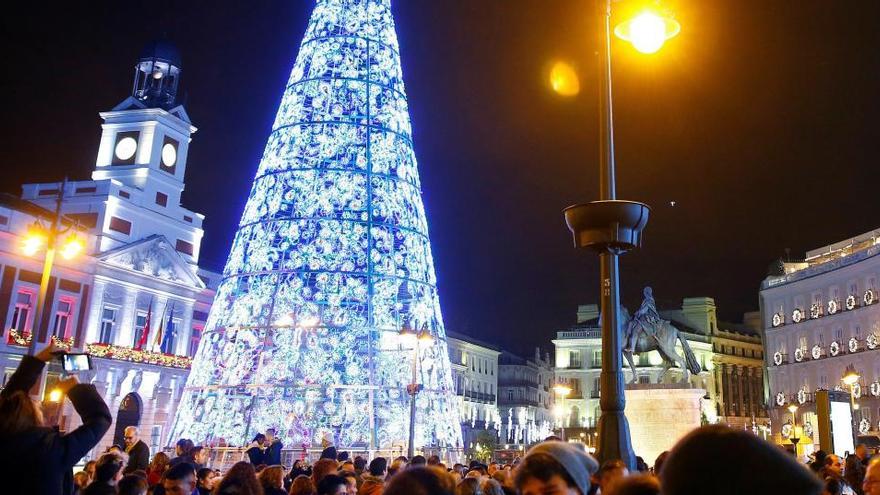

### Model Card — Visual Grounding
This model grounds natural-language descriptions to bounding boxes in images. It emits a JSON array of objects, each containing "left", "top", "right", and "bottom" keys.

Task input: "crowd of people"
[{"left": 3, "top": 344, "right": 880, "bottom": 495}]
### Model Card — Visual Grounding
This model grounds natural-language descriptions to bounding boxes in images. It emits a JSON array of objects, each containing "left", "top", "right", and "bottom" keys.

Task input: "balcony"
[
  {"left": 557, "top": 329, "right": 602, "bottom": 340},
  {"left": 86, "top": 343, "right": 192, "bottom": 369},
  {"left": 463, "top": 391, "right": 496, "bottom": 404}
]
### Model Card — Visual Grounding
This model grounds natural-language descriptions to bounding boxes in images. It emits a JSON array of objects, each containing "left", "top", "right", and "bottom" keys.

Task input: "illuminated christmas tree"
[{"left": 170, "top": 0, "right": 463, "bottom": 451}]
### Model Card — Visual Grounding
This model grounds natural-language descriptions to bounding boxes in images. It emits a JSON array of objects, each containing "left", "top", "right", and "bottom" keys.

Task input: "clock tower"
[{"left": 22, "top": 40, "right": 205, "bottom": 265}]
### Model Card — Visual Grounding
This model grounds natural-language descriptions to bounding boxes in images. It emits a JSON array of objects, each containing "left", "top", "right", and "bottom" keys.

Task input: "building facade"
[
  {"left": 761, "top": 228, "right": 880, "bottom": 451},
  {"left": 446, "top": 331, "right": 501, "bottom": 450},
  {"left": 0, "top": 41, "right": 219, "bottom": 456},
  {"left": 497, "top": 349, "right": 555, "bottom": 448},
  {"left": 553, "top": 297, "right": 767, "bottom": 438}
]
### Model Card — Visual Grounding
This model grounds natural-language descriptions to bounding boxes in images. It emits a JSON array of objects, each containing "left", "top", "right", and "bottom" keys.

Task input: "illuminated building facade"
[
  {"left": 497, "top": 349, "right": 556, "bottom": 448},
  {"left": 553, "top": 298, "right": 766, "bottom": 437},
  {"left": 762, "top": 229, "right": 880, "bottom": 450},
  {"left": 0, "top": 40, "right": 219, "bottom": 455},
  {"left": 446, "top": 331, "right": 501, "bottom": 449},
  {"left": 171, "top": 0, "right": 463, "bottom": 452}
]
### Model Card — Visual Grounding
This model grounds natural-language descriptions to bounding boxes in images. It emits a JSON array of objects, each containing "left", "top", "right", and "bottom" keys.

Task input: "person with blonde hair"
[{"left": 0, "top": 342, "right": 112, "bottom": 495}]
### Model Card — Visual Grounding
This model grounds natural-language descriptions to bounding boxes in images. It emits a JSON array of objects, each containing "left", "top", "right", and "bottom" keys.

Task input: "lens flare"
[{"left": 549, "top": 62, "right": 580, "bottom": 96}]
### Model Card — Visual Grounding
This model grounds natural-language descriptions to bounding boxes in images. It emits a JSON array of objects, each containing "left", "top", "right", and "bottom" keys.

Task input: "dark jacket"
[
  {"left": 246, "top": 445, "right": 265, "bottom": 465},
  {"left": 81, "top": 482, "right": 117, "bottom": 495},
  {"left": 0, "top": 355, "right": 112, "bottom": 495},
  {"left": 124, "top": 439, "right": 150, "bottom": 475},
  {"left": 264, "top": 439, "right": 283, "bottom": 466}
]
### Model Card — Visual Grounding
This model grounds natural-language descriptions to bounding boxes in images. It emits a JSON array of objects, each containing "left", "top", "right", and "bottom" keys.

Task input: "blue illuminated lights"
[{"left": 170, "top": 0, "right": 463, "bottom": 451}]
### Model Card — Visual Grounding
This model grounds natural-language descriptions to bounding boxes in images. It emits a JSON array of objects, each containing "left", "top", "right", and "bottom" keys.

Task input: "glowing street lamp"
[
  {"left": 400, "top": 325, "right": 433, "bottom": 459},
  {"left": 562, "top": 0, "right": 680, "bottom": 470},
  {"left": 614, "top": 10, "right": 681, "bottom": 54},
  {"left": 22, "top": 178, "right": 85, "bottom": 356},
  {"left": 842, "top": 364, "right": 861, "bottom": 428},
  {"left": 553, "top": 384, "right": 572, "bottom": 440}
]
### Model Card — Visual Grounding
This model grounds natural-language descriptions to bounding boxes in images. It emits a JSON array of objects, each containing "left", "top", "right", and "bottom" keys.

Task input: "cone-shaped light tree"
[{"left": 171, "top": 0, "right": 463, "bottom": 452}]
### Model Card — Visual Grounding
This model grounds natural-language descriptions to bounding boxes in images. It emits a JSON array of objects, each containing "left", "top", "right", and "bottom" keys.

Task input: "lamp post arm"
[{"left": 27, "top": 178, "right": 66, "bottom": 356}]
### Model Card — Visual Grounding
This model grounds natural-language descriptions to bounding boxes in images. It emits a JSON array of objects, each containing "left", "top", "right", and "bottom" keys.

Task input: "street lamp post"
[
  {"left": 401, "top": 326, "right": 433, "bottom": 459},
  {"left": 24, "top": 178, "right": 84, "bottom": 356},
  {"left": 842, "top": 364, "right": 861, "bottom": 437},
  {"left": 787, "top": 404, "right": 800, "bottom": 456},
  {"left": 563, "top": 1, "right": 679, "bottom": 470},
  {"left": 552, "top": 384, "right": 572, "bottom": 441}
]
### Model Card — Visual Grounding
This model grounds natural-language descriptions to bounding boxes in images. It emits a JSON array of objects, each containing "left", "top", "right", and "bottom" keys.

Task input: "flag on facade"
[
  {"left": 152, "top": 303, "right": 168, "bottom": 352},
  {"left": 160, "top": 303, "right": 175, "bottom": 354},
  {"left": 135, "top": 298, "right": 153, "bottom": 350}
]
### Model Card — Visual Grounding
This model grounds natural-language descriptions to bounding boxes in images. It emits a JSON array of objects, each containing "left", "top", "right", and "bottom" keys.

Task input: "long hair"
[
  {"left": 0, "top": 390, "right": 44, "bottom": 434},
  {"left": 289, "top": 475, "right": 316, "bottom": 495},
  {"left": 258, "top": 465, "right": 285, "bottom": 490},
  {"left": 385, "top": 467, "right": 456, "bottom": 495},
  {"left": 149, "top": 451, "right": 171, "bottom": 473},
  {"left": 214, "top": 461, "right": 264, "bottom": 495}
]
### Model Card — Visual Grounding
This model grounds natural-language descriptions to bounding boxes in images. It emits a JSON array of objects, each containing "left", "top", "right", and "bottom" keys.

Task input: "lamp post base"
[{"left": 595, "top": 409, "right": 636, "bottom": 467}]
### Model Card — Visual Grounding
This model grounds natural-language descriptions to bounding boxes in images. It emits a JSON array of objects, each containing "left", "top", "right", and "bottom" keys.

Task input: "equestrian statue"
[{"left": 620, "top": 287, "right": 702, "bottom": 384}]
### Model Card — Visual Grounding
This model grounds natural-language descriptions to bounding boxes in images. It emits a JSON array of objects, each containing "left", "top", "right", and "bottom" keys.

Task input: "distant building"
[
  {"left": 761, "top": 228, "right": 880, "bottom": 450},
  {"left": 553, "top": 297, "right": 766, "bottom": 438},
  {"left": 446, "top": 331, "right": 501, "bottom": 449},
  {"left": 0, "top": 40, "right": 220, "bottom": 456},
  {"left": 497, "top": 349, "right": 555, "bottom": 449}
]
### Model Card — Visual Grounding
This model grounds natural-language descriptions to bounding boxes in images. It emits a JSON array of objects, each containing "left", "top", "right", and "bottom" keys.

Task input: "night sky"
[{"left": 3, "top": 1, "right": 880, "bottom": 356}]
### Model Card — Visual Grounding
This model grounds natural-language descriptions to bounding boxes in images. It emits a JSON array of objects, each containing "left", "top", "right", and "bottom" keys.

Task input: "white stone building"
[
  {"left": 761, "top": 228, "right": 880, "bottom": 450},
  {"left": 552, "top": 298, "right": 766, "bottom": 440},
  {"left": 497, "top": 349, "right": 556, "bottom": 449},
  {"left": 446, "top": 331, "right": 501, "bottom": 450},
  {"left": 0, "top": 41, "right": 220, "bottom": 456}
]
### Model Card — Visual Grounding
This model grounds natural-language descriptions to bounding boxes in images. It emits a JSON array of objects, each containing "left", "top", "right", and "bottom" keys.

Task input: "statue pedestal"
[{"left": 624, "top": 384, "right": 705, "bottom": 468}]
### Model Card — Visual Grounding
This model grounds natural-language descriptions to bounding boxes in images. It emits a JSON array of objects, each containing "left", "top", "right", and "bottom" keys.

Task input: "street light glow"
[
  {"left": 842, "top": 365, "right": 860, "bottom": 386},
  {"left": 787, "top": 404, "right": 799, "bottom": 414},
  {"left": 48, "top": 388, "right": 62, "bottom": 402},
  {"left": 549, "top": 62, "right": 580, "bottom": 96},
  {"left": 59, "top": 234, "right": 84, "bottom": 260},
  {"left": 614, "top": 11, "right": 681, "bottom": 54},
  {"left": 553, "top": 384, "right": 572, "bottom": 397},
  {"left": 23, "top": 223, "right": 47, "bottom": 256}
]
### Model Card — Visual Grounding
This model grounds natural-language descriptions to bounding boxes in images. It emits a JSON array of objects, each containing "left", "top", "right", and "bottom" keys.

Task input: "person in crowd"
[
  {"left": 824, "top": 477, "right": 844, "bottom": 495},
  {"left": 290, "top": 475, "right": 317, "bottom": 495},
  {"left": 359, "top": 457, "right": 387, "bottom": 495},
  {"left": 85, "top": 460, "right": 98, "bottom": 483},
  {"left": 593, "top": 459, "right": 628, "bottom": 495},
  {"left": 864, "top": 458, "right": 880, "bottom": 495},
  {"left": 313, "top": 458, "right": 341, "bottom": 486},
  {"left": 108, "top": 445, "right": 125, "bottom": 454},
  {"left": 214, "top": 461, "right": 264, "bottom": 495},
  {"left": 353, "top": 456, "right": 367, "bottom": 487},
  {"left": 338, "top": 452, "right": 351, "bottom": 463},
  {"left": 147, "top": 451, "right": 171, "bottom": 487},
  {"left": 190, "top": 446, "right": 209, "bottom": 470},
  {"left": 340, "top": 470, "right": 359, "bottom": 495},
  {"left": 84, "top": 451, "right": 128, "bottom": 495},
  {"left": 604, "top": 474, "right": 660, "bottom": 495},
  {"left": 258, "top": 465, "right": 287, "bottom": 495},
  {"left": 491, "top": 469, "right": 511, "bottom": 489},
  {"left": 633, "top": 457, "right": 648, "bottom": 473},
  {"left": 247, "top": 433, "right": 267, "bottom": 466},
  {"left": 118, "top": 474, "right": 149, "bottom": 495},
  {"left": 411, "top": 455, "right": 428, "bottom": 467},
  {"left": 318, "top": 474, "right": 349, "bottom": 495},
  {"left": 162, "top": 462, "right": 197, "bottom": 495},
  {"left": 169, "top": 439, "right": 196, "bottom": 468},
  {"left": 386, "top": 459, "right": 406, "bottom": 479},
  {"left": 427, "top": 455, "right": 441, "bottom": 466},
  {"left": 320, "top": 446, "right": 338, "bottom": 461},
  {"left": 651, "top": 451, "right": 668, "bottom": 477},
  {"left": 196, "top": 467, "right": 216, "bottom": 495},
  {"left": 288, "top": 459, "right": 313, "bottom": 487},
  {"left": 481, "top": 478, "right": 504, "bottom": 495},
  {"left": 812, "top": 451, "right": 831, "bottom": 474},
  {"left": 385, "top": 466, "right": 455, "bottom": 495},
  {"left": 456, "top": 477, "right": 482, "bottom": 495},
  {"left": 514, "top": 441, "right": 598, "bottom": 495},
  {"left": 847, "top": 446, "right": 869, "bottom": 495},
  {"left": 823, "top": 454, "right": 857, "bottom": 495},
  {"left": 0, "top": 342, "right": 112, "bottom": 495},
  {"left": 74, "top": 470, "right": 90, "bottom": 495},
  {"left": 264, "top": 428, "right": 283, "bottom": 466},
  {"left": 340, "top": 461, "right": 355, "bottom": 473},
  {"left": 660, "top": 424, "right": 822, "bottom": 495},
  {"left": 123, "top": 426, "right": 150, "bottom": 475},
  {"left": 487, "top": 463, "right": 499, "bottom": 477}
]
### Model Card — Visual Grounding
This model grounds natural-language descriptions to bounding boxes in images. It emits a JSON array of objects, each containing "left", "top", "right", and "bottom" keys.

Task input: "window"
[
  {"left": 118, "top": 190, "right": 130, "bottom": 199},
  {"left": 99, "top": 307, "right": 117, "bottom": 344},
  {"left": 639, "top": 375, "right": 650, "bottom": 384},
  {"left": 568, "top": 350, "right": 582, "bottom": 368},
  {"left": 155, "top": 192, "right": 168, "bottom": 207},
  {"left": 592, "top": 349, "right": 602, "bottom": 367},
  {"left": 835, "top": 328, "right": 843, "bottom": 341},
  {"left": 75, "top": 186, "right": 97, "bottom": 194},
  {"left": 798, "top": 335, "right": 808, "bottom": 350},
  {"left": 11, "top": 291, "right": 32, "bottom": 332},
  {"left": 183, "top": 215, "right": 193, "bottom": 223},
  {"left": 52, "top": 300, "right": 73, "bottom": 339},
  {"left": 189, "top": 326, "right": 202, "bottom": 357},
  {"left": 175, "top": 239, "right": 194, "bottom": 256},
  {"left": 108, "top": 216, "right": 132, "bottom": 235},
  {"left": 133, "top": 311, "right": 148, "bottom": 347},
  {"left": 65, "top": 212, "right": 98, "bottom": 228}
]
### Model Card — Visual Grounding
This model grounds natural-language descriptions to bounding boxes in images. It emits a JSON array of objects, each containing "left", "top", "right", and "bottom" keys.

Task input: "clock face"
[
  {"left": 162, "top": 142, "right": 177, "bottom": 167},
  {"left": 115, "top": 137, "right": 138, "bottom": 161}
]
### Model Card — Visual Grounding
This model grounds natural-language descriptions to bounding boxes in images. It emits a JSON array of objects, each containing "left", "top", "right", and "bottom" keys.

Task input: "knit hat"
[{"left": 526, "top": 441, "right": 599, "bottom": 494}]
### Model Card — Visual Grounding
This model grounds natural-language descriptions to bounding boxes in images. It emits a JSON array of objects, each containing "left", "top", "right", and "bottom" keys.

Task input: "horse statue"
[{"left": 618, "top": 287, "right": 702, "bottom": 384}]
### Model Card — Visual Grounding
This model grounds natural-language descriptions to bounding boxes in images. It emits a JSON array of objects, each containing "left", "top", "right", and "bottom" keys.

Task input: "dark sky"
[{"left": 3, "top": 1, "right": 880, "bottom": 356}]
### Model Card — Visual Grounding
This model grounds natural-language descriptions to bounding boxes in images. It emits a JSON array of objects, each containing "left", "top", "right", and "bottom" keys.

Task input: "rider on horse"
[{"left": 625, "top": 286, "right": 661, "bottom": 353}]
